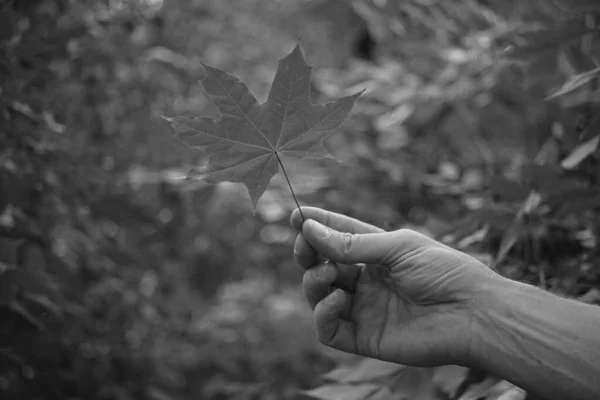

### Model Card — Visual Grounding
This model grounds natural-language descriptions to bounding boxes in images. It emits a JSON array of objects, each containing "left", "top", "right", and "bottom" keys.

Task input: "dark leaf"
[
  {"left": 388, "top": 367, "right": 437, "bottom": 400},
  {"left": 552, "top": 0, "right": 600, "bottom": 14},
  {"left": 559, "top": 43, "right": 598, "bottom": 76},
  {"left": 580, "top": 113, "right": 600, "bottom": 141},
  {"left": 0, "top": 237, "right": 23, "bottom": 265},
  {"left": 520, "top": 162, "right": 573, "bottom": 196},
  {"left": 4, "top": 269, "right": 61, "bottom": 304},
  {"left": 8, "top": 300, "right": 45, "bottom": 330},
  {"left": 470, "top": 206, "right": 517, "bottom": 232},
  {"left": 488, "top": 177, "right": 529, "bottom": 203},
  {"left": 431, "top": 365, "right": 469, "bottom": 398},
  {"left": 551, "top": 189, "right": 600, "bottom": 215},
  {"left": 166, "top": 43, "right": 362, "bottom": 209}
]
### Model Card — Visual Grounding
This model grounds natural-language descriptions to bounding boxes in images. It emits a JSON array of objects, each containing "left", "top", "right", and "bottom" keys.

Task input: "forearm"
[{"left": 468, "top": 278, "right": 600, "bottom": 400}]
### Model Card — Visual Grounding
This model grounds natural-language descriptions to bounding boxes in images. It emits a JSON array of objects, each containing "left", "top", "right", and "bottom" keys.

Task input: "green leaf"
[
  {"left": 546, "top": 67, "right": 600, "bottom": 101},
  {"left": 301, "top": 383, "right": 381, "bottom": 400},
  {"left": 561, "top": 135, "right": 599, "bottom": 169},
  {"left": 323, "top": 358, "right": 405, "bottom": 384},
  {"left": 166, "top": 43, "right": 363, "bottom": 209}
]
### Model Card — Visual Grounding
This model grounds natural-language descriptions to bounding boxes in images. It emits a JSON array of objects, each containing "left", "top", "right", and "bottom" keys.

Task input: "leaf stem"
[{"left": 275, "top": 152, "right": 305, "bottom": 221}]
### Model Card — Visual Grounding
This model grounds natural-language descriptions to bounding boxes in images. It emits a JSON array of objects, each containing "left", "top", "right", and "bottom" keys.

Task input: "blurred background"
[{"left": 0, "top": 0, "right": 599, "bottom": 399}]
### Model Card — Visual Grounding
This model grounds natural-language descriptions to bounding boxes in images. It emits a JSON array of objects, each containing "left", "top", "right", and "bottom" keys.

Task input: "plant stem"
[{"left": 275, "top": 152, "right": 305, "bottom": 221}]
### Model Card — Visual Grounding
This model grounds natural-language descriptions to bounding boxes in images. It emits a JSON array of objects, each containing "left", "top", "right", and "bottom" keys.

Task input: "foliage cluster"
[
  {"left": 301, "top": 0, "right": 600, "bottom": 399},
  {"left": 0, "top": 0, "right": 599, "bottom": 400},
  {"left": 0, "top": 1, "right": 329, "bottom": 399}
]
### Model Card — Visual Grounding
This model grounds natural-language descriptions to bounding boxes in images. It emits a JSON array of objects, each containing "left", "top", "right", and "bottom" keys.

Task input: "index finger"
[{"left": 290, "top": 207, "right": 384, "bottom": 234}]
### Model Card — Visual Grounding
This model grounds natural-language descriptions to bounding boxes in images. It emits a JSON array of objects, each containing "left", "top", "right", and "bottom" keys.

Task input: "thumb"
[{"left": 302, "top": 219, "right": 397, "bottom": 265}]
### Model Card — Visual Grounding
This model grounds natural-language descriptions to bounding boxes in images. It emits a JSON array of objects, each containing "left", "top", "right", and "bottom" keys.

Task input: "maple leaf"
[{"left": 165, "top": 43, "right": 363, "bottom": 210}]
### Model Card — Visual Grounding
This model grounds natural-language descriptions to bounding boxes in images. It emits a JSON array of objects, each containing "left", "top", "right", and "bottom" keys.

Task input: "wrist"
[
  {"left": 463, "top": 275, "right": 527, "bottom": 369},
  {"left": 462, "top": 276, "right": 600, "bottom": 400}
]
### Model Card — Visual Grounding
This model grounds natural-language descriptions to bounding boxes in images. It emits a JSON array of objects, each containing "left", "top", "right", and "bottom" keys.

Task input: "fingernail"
[
  {"left": 308, "top": 220, "right": 330, "bottom": 239},
  {"left": 293, "top": 239, "right": 301, "bottom": 254}
]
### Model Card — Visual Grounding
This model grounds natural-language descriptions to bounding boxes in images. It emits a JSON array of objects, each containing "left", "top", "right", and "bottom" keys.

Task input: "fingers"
[
  {"left": 303, "top": 261, "right": 361, "bottom": 309},
  {"left": 314, "top": 289, "right": 356, "bottom": 353},
  {"left": 291, "top": 207, "right": 384, "bottom": 234},
  {"left": 291, "top": 207, "right": 385, "bottom": 271},
  {"left": 294, "top": 234, "right": 318, "bottom": 269},
  {"left": 303, "top": 262, "right": 334, "bottom": 309},
  {"left": 302, "top": 219, "right": 399, "bottom": 265}
]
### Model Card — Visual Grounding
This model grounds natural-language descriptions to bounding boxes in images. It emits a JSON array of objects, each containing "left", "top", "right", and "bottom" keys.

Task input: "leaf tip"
[
  {"left": 198, "top": 62, "right": 210, "bottom": 82},
  {"left": 293, "top": 37, "right": 303, "bottom": 50},
  {"left": 282, "top": 41, "right": 310, "bottom": 68}
]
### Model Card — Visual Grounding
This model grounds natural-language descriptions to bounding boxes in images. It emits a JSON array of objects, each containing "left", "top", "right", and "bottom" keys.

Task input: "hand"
[{"left": 291, "top": 207, "right": 504, "bottom": 367}]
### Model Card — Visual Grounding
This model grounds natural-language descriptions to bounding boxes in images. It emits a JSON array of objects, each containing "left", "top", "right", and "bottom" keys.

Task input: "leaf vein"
[
  {"left": 278, "top": 102, "right": 347, "bottom": 150},
  {"left": 218, "top": 78, "right": 274, "bottom": 150}
]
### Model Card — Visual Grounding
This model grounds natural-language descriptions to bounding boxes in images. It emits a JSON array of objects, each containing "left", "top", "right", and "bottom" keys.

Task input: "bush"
[
  {"left": 302, "top": 1, "right": 600, "bottom": 399},
  {"left": 0, "top": 1, "right": 598, "bottom": 400}
]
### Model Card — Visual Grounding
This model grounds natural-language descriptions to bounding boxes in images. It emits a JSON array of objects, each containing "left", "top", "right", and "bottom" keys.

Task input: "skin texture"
[
  {"left": 290, "top": 206, "right": 502, "bottom": 367},
  {"left": 291, "top": 207, "right": 600, "bottom": 400}
]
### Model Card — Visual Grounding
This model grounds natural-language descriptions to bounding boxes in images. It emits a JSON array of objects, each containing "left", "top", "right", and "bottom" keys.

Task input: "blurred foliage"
[{"left": 0, "top": 0, "right": 599, "bottom": 400}]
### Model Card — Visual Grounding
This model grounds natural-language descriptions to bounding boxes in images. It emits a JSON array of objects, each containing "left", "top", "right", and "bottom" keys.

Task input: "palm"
[{"left": 345, "top": 248, "right": 480, "bottom": 366}]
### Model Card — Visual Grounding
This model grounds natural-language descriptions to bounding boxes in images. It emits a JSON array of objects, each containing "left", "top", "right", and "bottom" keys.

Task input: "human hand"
[{"left": 291, "top": 207, "right": 504, "bottom": 367}]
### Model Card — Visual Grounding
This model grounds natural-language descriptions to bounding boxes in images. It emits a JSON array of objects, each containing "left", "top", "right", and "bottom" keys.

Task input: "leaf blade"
[{"left": 167, "top": 43, "right": 361, "bottom": 209}]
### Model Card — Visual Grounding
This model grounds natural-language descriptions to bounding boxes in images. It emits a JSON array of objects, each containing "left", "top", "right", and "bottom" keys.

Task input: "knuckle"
[
  {"left": 396, "top": 228, "right": 416, "bottom": 239},
  {"left": 395, "top": 228, "right": 429, "bottom": 249}
]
